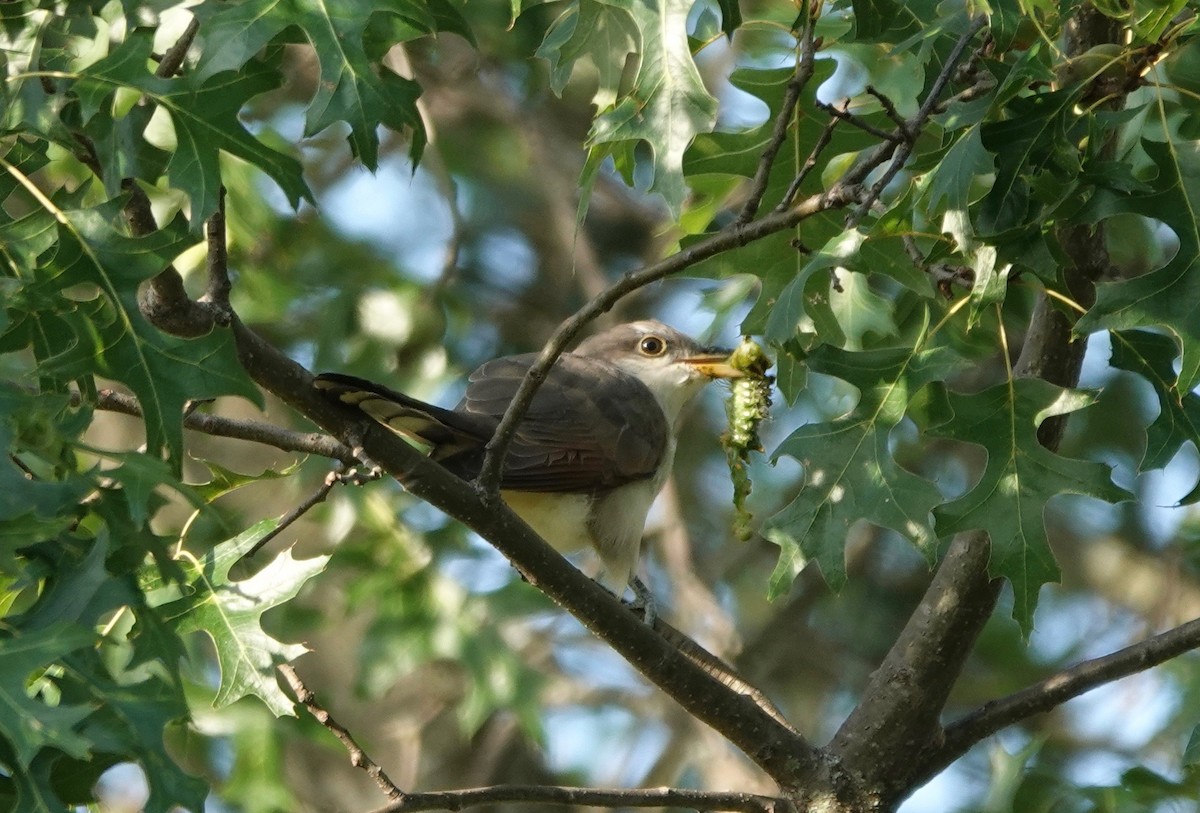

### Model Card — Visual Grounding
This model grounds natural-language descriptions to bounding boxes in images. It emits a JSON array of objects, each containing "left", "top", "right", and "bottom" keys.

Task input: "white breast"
[
  {"left": 499, "top": 437, "right": 677, "bottom": 596},
  {"left": 501, "top": 490, "right": 594, "bottom": 555}
]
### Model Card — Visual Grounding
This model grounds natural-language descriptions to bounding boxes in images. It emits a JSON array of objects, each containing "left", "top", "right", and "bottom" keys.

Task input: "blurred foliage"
[{"left": 5, "top": 0, "right": 1200, "bottom": 811}]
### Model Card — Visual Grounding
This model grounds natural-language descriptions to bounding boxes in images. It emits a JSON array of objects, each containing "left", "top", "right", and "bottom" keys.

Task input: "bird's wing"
[{"left": 449, "top": 353, "right": 669, "bottom": 493}]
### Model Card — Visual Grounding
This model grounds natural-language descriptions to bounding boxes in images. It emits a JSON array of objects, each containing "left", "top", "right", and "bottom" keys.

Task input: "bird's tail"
[{"left": 313, "top": 373, "right": 493, "bottom": 455}]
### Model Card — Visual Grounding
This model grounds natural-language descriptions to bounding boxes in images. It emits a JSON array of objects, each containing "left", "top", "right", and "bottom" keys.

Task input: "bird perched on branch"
[{"left": 315, "top": 320, "right": 742, "bottom": 619}]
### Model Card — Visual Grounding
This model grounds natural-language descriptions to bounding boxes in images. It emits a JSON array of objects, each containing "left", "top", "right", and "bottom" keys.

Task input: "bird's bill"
[{"left": 681, "top": 353, "right": 745, "bottom": 379}]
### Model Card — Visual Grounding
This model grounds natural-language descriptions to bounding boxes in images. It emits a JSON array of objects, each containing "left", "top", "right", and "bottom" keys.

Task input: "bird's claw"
[{"left": 626, "top": 576, "right": 657, "bottom": 627}]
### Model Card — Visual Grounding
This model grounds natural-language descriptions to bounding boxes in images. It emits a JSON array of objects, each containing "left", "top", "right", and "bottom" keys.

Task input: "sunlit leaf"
[
  {"left": 588, "top": 0, "right": 718, "bottom": 215},
  {"left": 767, "top": 316, "right": 957, "bottom": 593},
  {"left": 159, "top": 521, "right": 329, "bottom": 717}
]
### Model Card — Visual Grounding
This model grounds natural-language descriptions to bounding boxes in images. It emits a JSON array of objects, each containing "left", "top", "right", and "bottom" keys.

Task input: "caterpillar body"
[{"left": 721, "top": 337, "right": 774, "bottom": 541}]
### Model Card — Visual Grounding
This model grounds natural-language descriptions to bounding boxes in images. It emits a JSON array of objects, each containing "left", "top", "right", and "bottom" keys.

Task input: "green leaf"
[
  {"left": 926, "top": 125, "right": 990, "bottom": 214},
  {"left": 715, "top": 0, "right": 741, "bottom": 39},
  {"left": 538, "top": 0, "right": 639, "bottom": 109},
  {"left": 977, "top": 88, "right": 1083, "bottom": 236},
  {"left": 684, "top": 63, "right": 842, "bottom": 204},
  {"left": 828, "top": 270, "right": 897, "bottom": 349},
  {"left": 34, "top": 205, "right": 262, "bottom": 464},
  {"left": 193, "top": 0, "right": 441, "bottom": 170},
  {"left": 192, "top": 458, "right": 302, "bottom": 504},
  {"left": 1076, "top": 140, "right": 1200, "bottom": 391},
  {"left": 930, "top": 379, "right": 1132, "bottom": 632},
  {"left": 854, "top": 0, "right": 902, "bottom": 40},
  {"left": 5, "top": 749, "right": 70, "bottom": 813},
  {"left": 1109, "top": 330, "right": 1200, "bottom": 501},
  {"left": 0, "top": 391, "right": 93, "bottom": 567},
  {"left": 10, "top": 536, "right": 132, "bottom": 634},
  {"left": 160, "top": 521, "right": 329, "bottom": 717},
  {"left": 588, "top": 0, "right": 718, "bottom": 215},
  {"left": 763, "top": 227, "right": 904, "bottom": 352},
  {"left": 74, "top": 31, "right": 311, "bottom": 223},
  {"left": 766, "top": 317, "right": 957, "bottom": 594},
  {"left": 0, "top": 624, "right": 95, "bottom": 767},
  {"left": 1184, "top": 723, "right": 1200, "bottom": 769},
  {"left": 62, "top": 656, "right": 207, "bottom": 813},
  {"left": 942, "top": 208, "right": 1009, "bottom": 326}
]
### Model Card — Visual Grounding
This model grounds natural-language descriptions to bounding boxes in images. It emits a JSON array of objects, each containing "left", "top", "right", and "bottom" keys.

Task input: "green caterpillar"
[{"left": 721, "top": 338, "right": 774, "bottom": 541}]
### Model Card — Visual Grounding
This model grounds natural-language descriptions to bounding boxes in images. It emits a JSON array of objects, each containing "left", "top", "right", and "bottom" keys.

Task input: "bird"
[{"left": 314, "top": 320, "right": 743, "bottom": 617}]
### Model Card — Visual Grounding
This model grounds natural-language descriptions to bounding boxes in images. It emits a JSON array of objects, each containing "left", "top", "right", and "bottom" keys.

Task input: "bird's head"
[{"left": 575, "top": 320, "right": 743, "bottom": 425}]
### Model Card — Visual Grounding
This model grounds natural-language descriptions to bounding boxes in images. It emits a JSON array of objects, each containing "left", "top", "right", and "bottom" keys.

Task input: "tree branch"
[
  {"left": 89, "top": 388, "right": 356, "bottom": 462},
  {"left": 368, "top": 783, "right": 791, "bottom": 813},
  {"left": 279, "top": 664, "right": 405, "bottom": 803},
  {"left": 201, "top": 185, "right": 233, "bottom": 322},
  {"left": 155, "top": 16, "right": 199, "bottom": 78},
  {"left": 777, "top": 109, "right": 839, "bottom": 211},
  {"left": 921, "top": 616, "right": 1200, "bottom": 781},
  {"left": 736, "top": 17, "right": 819, "bottom": 225},
  {"left": 814, "top": 101, "right": 898, "bottom": 143},
  {"left": 246, "top": 465, "right": 380, "bottom": 557},
  {"left": 829, "top": 529, "right": 1000, "bottom": 799},
  {"left": 847, "top": 16, "right": 987, "bottom": 227}
]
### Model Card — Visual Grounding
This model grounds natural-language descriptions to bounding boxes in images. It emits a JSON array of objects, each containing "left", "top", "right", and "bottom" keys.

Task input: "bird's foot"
[{"left": 626, "top": 576, "right": 657, "bottom": 627}]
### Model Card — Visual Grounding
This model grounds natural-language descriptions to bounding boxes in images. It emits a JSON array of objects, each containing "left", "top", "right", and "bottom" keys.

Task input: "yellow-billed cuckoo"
[{"left": 314, "top": 320, "right": 742, "bottom": 614}]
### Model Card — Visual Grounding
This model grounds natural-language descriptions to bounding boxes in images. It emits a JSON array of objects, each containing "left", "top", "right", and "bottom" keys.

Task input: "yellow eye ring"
[{"left": 639, "top": 336, "right": 666, "bottom": 356}]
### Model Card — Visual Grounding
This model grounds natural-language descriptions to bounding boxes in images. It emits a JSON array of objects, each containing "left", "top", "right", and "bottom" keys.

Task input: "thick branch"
[
  {"left": 201, "top": 186, "right": 233, "bottom": 321},
  {"left": 369, "top": 784, "right": 790, "bottom": 813},
  {"left": 125, "top": 182, "right": 216, "bottom": 337},
  {"left": 829, "top": 529, "right": 1000, "bottom": 797}
]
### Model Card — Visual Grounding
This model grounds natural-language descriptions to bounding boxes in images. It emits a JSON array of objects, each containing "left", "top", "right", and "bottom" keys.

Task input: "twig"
[
  {"left": 472, "top": 185, "right": 859, "bottom": 499},
  {"left": 919, "top": 616, "right": 1200, "bottom": 782},
  {"left": 201, "top": 186, "right": 232, "bottom": 322},
  {"left": 776, "top": 114, "right": 840, "bottom": 211},
  {"left": 155, "top": 16, "right": 199, "bottom": 78},
  {"left": 814, "top": 100, "right": 899, "bottom": 142},
  {"left": 89, "top": 388, "right": 356, "bottom": 462},
  {"left": 736, "top": 19, "right": 819, "bottom": 225},
  {"left": 369, "top": 783, "right": 789, "bottom": 813},
  {"left": 247, "top": 464, "right": 380, "bottom": 556},
  {"left": 900, "top": 234, "right": 974, "bottom": 297},
  {"left": 847, "top": 16, "right": 988, "bottom": 228},
  {"left": 278, "top": 664, "right": 406, "bottom": 803},
  {"left": 865, "top": 85, "right": 905, "bottom": 128}
]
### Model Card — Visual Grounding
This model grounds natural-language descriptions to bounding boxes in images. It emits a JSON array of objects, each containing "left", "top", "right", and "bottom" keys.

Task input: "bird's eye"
[{"left": 639, "top": 335, "right": 667, "bottom": 356}]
